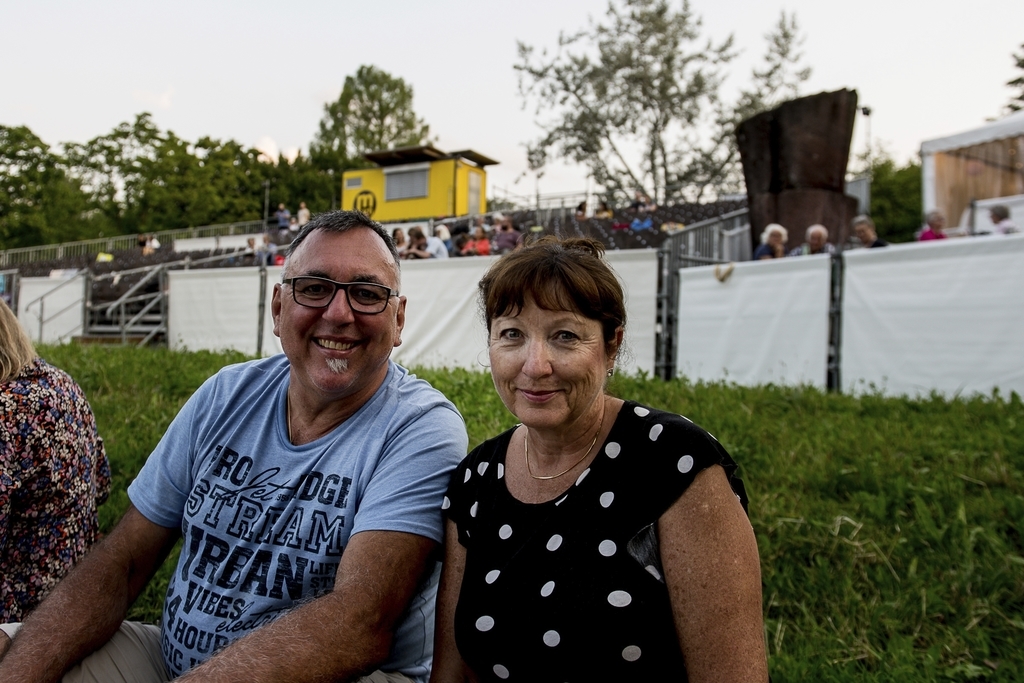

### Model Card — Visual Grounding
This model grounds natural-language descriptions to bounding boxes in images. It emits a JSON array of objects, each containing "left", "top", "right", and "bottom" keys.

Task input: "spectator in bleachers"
[
  {"left": 789, "top": 224, "right": 835, "bottom": 256},
  {"left": 629, "top": 190, "right": 656, "bottom": 212},
  {"left": 404, "top": 226, "right": 449, "bottom": 259},
  {"left": 136, "top": 234, "right": 147, "bottom": 250},
  {"left": 460, "top": 225, "right": 492, "bottom": 256},
  {"left": 392, "top": 227, "right": 408, "bottom": 256},
  {"left": 595, "top": 201, "right": 614, "bottom": 219},
  {"left": 288, "top": 216, "right": 300, "bottom": 235},
  {"left": 493, "top": 221, "right": 523, "bottom": 254},
  {"left": 436, "top": 224, "right": 453, "bottom": 254},
  {"left": 575, "top": 201, "right": 588, "bottom": 218},
  {"left": 297, "top": 201, "right": 311, "bottom": 228},
  {"left": 989, "top": 205, "right": 1018, "bottom": 235},
  {"left": 257, "top": 233, "right": 278, "bottom": 265},
  {"left": 852, "top": 216, "right": 888, "bottom": 248},
  {"left": 0, "top": 299, "right": 111, "bottom": 622},
  {"left": 918, "top": 210, "right": 947, "bottom": 241},
  {"left": 753, "top": 224, "right": 788, "bottom": 260},
  {"left": 275, "top": 203, "right": 291, "bottom": 232}
]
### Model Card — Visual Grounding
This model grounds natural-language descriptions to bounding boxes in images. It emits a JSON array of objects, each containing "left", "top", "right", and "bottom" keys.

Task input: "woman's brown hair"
[
  {"left": 0, "top": 299, "right": 37, "bottom": 383},
  {"left": 479, "top": 236, "right": 626, "bottom": 350}
]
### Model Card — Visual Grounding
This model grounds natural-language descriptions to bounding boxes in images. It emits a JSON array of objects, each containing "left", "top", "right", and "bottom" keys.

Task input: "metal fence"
[
  {"left": 0, "top": 220, "right": 268, "bottom": 268},
  {"left": 655, "top": 209, "right": 751, "bottom": 379}
]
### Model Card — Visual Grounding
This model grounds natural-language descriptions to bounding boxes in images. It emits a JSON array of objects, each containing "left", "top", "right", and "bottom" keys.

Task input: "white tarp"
[
  {"left": 842, "top": 235, "right": 1024, "bottom": 397},
  {"left": 17, "top": 275, "right": 86, "bottom": 343},
  {"left": 676, "top": 256, "right": 831, "bottom": 388},
  {"left": 920, "top": 110, "right": 1024, "bottom": 155},
  {"left": 172, "top": 235, "right": 254, "bottom": 253},
  {"left": 168, "top": 249, "right": 659, "bottom": 376}
]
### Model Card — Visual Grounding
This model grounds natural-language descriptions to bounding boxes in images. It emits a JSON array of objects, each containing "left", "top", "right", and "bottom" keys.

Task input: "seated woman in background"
[
  {"left": 460, "top": 225, "right": 492, "bottom": 257},
  {"left": 753, "top": 223, "right": 788, "bottom": 260},
  {"left": 0, "top": 300, "right": 111, "bottom": 622},
  {"left": 431, "top": 237, "right": 767, "bottom": 682},
  {"left": 392, "top": 227, "right": 408, "bottom": 255}
]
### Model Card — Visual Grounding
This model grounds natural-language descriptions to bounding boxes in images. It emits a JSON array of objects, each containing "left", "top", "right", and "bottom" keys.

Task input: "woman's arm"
[
  {"left": 429, "top": 519, "right": 477, "bottom": 683},
  {"left": 659, "top": 465, "right": 768, "bottom": 683}
]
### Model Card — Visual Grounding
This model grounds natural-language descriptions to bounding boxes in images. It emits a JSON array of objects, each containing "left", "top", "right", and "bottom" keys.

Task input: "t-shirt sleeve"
[
  {"left": 349, "top": 403, "right": 468, "bottom": 544},
  {"left": 127, "top": 379, "right": 209, "bottom": 529}
]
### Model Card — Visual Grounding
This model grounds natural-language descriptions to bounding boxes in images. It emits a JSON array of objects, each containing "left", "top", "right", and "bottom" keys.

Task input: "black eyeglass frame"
[{"left": 282, "top": 276, "right": 399, "bottom": 315}]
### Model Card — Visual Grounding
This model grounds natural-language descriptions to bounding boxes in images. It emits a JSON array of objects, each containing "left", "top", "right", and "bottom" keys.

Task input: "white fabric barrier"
[
  {"left": 172, "top": 235, "right": 254, "bottom": 253},
  {"left": 842, "top": 235, "right": 1024, "bottom": 397},
  {"left": 675, "top": 256, "right": 831, "bottom": 388},
  {"left": 17, "top": 275, "right": 86, "bottom": 343},
  {"left": 168, "top": 249, "right": 659, "bottom": 376}
]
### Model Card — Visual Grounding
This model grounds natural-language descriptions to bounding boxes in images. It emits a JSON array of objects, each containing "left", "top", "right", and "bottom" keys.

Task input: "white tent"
[{"left": 920, "top": 111, "right": 1024, "bottom": 228}]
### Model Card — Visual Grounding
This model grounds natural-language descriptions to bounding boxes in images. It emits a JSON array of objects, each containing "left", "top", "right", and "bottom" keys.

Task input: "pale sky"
[{"left": 5, "top": 0, "right": 1023, "bottom": 198}]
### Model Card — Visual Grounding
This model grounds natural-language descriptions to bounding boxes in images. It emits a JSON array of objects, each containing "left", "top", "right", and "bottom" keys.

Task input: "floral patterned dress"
[{"left": 0, "top": 358, "right": 111, "bottom": 621}]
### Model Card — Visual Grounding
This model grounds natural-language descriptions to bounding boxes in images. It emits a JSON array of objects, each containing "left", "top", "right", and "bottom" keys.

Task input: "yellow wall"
[{"left": 342, "top": 159, "right": 487, "bottom": 222}]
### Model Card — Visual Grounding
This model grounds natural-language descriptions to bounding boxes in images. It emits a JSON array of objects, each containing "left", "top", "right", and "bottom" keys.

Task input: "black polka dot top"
[{"left": 443, "top": 401, "right": 749, "bottom": 682}]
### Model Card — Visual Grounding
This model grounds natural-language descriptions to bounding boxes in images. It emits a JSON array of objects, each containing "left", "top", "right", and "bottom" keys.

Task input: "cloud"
[{"left": 132, "top": 87, "right": 174, "bottom": 110}]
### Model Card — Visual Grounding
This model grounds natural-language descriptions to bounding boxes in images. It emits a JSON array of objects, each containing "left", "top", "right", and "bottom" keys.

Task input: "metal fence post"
[
  {"left": 827, "top": 251, "right": 845, "bottom": 392},
  {"left": 256, "top": 265, "right": 268, "bottom": 358}
]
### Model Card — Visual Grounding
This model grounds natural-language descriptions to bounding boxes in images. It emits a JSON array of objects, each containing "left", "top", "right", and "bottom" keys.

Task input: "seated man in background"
[
  {"left": 988, "top": 205, "right": 1018, "bottom": 235},
  {"left": 852, "top": 215, "right": 888, "bottom": 248},
  {"left": 918, "top": 210, "right": 947, "bottom": 241},
  {"left": 0, "top": 300, "right": 111, "bottom": 623},
  {"left": 403, "top": 227, "right": 449, "bottom": 260},
  {"left": 0, "top": 211, "right": 468, "bottom": 683},
  {"left": 788, "top": 224, "right": 836, "bottom": 256}
]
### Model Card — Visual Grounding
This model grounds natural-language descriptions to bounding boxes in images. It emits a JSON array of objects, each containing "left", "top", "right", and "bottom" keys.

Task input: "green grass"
[{"left": 37, "top": 345, "right": 1024, "bottom": 682}]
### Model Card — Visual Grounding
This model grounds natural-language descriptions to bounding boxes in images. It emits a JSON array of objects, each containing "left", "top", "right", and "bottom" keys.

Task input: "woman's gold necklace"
[{"left": 525, "top": 429, "right": 600, "bottom": 480}]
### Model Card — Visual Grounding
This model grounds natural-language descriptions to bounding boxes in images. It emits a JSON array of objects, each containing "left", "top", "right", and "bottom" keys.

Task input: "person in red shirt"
[
  {"left": 918, "top": 210, "right": 947, "bottom": 241},
  {"left": 460, "top": 225, "right": 492, "bottom": 256}
]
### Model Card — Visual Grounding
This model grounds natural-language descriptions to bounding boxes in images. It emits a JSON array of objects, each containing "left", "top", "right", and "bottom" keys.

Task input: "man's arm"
[
  {"left": 0, "top": 505, "right": 180, "bottom": 683},
  {"left": 177, "top": 529, "right": 438, "bottom": 683}
]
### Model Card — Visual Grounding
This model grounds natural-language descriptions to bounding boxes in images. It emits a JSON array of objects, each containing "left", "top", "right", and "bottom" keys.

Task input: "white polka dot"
[
  {"left": 540, "top": 580, "right": 555, "bottom": 597},
  {"left": 645, "top": 565, "right": 662, "bottom": 581},
  {"left": 607, "top": 590, "right": 632, "bottom": 607},
  {"left": 477, "top": 462, "right": 489, "bottom": 476},
  {"left": 463, "top": 469, "right": 472, "bottom": 483},
  {"left": 599, "top": 540, "right": 617, "bottom": 556},
  {"left": 499, "top": 524, "right": 513, "bottom": 540},
  {"left": 493, "top": 664, "right": 510, "bottom": 679},
  {"left": 470, "top": 501, "right": 479, "bottom": 517},
  {"left": 622, "top": 645, "right": 642, "bottom": 661},
  {"left": 441, "top": 496, "right": 451, "bottom": 510},
  {"left": 605, "top": 442, "right": 621, "bottom": 458},
  {"left": 574, "top": 468, "right": 590, "bottom": 486},
  {"left": 546, "top": 534, "right": 562, "bottom": 551},
  {"left": 677, "top": 455, "right": 694, "bottom": 473},
  {"left": 555, "top": 494, "right": 568, "bottom": 506},
  {"left": 599, "top": 491, "right": 614, "bottom": 508},
  {"left": 485, "top": 569, "right": 501, "bottom": 584},
  {"left": 476, "top": 615, "right": 495, "bottom": 631},
  {"left": 634, "top": 406, "right": 650, "bottom": 417},
  {"left": 543, "top": 630, "right": 561, "bottom": 647},
  {"left": 497, "top": 463, "right": 505, "bottom": 479},
  {"left": 649, "top": 424, "right": 664, "bottom": 441}
]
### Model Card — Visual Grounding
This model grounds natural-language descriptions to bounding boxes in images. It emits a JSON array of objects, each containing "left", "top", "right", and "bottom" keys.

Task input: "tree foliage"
[
  {"left": 516, "top": 2, "right": 811, "bottom": 203},
  {"left": 868, "top": 153, "right": 922, "bottom": 244},
  {"left": 0, "top": 65, "right": 430, "bottom": 250},
  {"left": 310, "top": 65, "right": 431, "bottom": 174},
  {"left": 1006, "top": 42, "right": 1024, "bottom": 114}
]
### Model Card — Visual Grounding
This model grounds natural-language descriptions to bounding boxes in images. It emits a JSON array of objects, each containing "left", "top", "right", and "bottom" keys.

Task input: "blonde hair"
[{"left": 0, "top": 299, "right": 36, "bottom": 383}]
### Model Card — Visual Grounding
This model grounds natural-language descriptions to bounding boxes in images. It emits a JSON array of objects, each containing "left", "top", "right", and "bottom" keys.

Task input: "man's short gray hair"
[
  {"left": 989, "top": 205, "right": 1010, "bottom": 222},
  {"left": 283, "top": 210, "right": 401, "bottom": 288},
  {"left": 925, "top": 209, "right": 945, "bottom": 225},
  {"left": 759, "top": 223, "right": 788, "bottom": 244},
  {"left": 851, "top": 215, "right": 875, "bottom": 229}
]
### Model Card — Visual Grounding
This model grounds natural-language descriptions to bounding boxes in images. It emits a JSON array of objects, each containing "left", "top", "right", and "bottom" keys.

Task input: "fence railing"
[
  {"left": 0, "top": 220, "right": 268, "bottom": 268},
  {"left": 656, "top": 208, "right": 751, "bottom": 378}
]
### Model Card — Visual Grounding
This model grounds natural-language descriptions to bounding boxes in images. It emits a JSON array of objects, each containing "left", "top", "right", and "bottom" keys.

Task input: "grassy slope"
[{"left": 38, "top": 345, "right": 1024, "bottom": 682}]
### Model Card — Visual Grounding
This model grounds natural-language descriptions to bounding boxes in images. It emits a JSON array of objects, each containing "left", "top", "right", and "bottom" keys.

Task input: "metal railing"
[
  {"left": 0, "top": 219, "right": 268, "bottom": 268},
  {"left": 655, "top": 208, "right": 751, "bottom": 379},
  {"left": 20, "top": 272, "right": 88, "bottom": 343}
]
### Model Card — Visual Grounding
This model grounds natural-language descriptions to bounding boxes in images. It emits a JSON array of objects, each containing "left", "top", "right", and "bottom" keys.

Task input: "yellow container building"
[{"left": 341, "top": 145, "right": 497, "bottom": 223}]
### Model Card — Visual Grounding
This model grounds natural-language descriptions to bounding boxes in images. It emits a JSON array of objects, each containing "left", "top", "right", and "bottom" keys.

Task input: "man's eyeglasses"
[{"left": 283, "top": 277, "right": 398, "bottom": 314}]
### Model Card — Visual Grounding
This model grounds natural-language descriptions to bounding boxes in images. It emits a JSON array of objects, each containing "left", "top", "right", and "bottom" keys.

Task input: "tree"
[
  {"left": 310, "top": 65, "right": 431, "bottom": 174},
  {"left": 733, "top": 11, "right": 812, "bottom": 122},
  {"left": 867, "top": 153, "right": 922, "bottom": 244},
  {"left": 516, "top": 0, "right": 735, "bottom": 204},
  {"left": 0, "top": 125, "right": 98, "bottom": 249},
  {"left": 1006, "top": 42, "right": 1024, "bottom": 114}
]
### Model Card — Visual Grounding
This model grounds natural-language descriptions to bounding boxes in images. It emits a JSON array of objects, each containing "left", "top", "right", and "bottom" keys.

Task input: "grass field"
[{"left": 37, "top": 344, "right": 1024, "bottom": 682}]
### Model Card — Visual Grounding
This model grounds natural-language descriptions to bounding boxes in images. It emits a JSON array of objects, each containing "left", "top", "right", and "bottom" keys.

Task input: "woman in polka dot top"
[{"left": 430, "top": 238, "right": 768, "bottom": 682}]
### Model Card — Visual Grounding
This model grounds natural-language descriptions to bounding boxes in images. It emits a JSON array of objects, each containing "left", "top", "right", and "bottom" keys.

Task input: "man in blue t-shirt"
[{"left": 0, "top": 212, "right": 468, "bottom": 683}]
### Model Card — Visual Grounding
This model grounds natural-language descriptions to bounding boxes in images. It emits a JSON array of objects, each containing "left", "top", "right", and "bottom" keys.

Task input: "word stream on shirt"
[{"left": 161, "top": 444, "right": 352, "bottom": 675}]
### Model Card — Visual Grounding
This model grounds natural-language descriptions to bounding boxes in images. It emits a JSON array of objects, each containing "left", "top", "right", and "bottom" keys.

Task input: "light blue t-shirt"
[{"left": 128, "top": 355, "right": 467, "bottom": 680}]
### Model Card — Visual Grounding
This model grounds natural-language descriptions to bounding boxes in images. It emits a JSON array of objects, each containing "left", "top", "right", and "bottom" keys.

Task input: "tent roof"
[{"left": 921, "top": 110, "right": 1024, "bottom": 155}]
